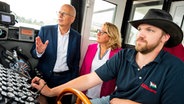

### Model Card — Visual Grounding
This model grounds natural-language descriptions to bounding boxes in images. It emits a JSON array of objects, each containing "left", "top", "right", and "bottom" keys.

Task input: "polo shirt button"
[{"left": 139, "top": 76, "right": 142, "bottom": 79}]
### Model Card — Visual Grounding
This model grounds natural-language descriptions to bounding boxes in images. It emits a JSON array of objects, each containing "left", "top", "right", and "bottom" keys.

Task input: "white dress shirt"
[{"left": 37, "top": 27, "right": 69, "bottom": 72}]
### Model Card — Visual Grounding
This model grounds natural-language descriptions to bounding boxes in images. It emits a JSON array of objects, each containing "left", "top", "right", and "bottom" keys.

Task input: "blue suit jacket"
[{"left": 31, "top": 25, "right": 81, "bottom": 84}]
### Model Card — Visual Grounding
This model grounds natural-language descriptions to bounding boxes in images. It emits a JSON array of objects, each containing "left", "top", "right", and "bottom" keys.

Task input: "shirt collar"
[
  {"left": 126, "top": 49, "right": 165, "bottom": 66},
  {"left": 153, "top": 49, "right": 165, "bottom": 63},
  {"left": 57, "top": 26, "right": 70, "bottom": 36}
]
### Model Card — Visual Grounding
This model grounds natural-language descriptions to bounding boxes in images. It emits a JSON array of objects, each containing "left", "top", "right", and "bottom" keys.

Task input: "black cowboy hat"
[{"left": 129, "top": 9, "right": 183, "bottom": 47}]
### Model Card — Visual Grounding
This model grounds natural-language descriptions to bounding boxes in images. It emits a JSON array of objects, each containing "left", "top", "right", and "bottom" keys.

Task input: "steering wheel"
[{"left": 56, "top": 88, "right": 91, "bottom": 104}]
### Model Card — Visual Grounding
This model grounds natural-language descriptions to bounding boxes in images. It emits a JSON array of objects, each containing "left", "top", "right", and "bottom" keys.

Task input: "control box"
[
  {"left": 19, "top": 26, "right": 35, "bottom": 42},
  {"left": 8, "top": 26, "right": 38, "bottom": 42},
  {"left": 0, "top": 11, "right": 15, "bottom": 26}
]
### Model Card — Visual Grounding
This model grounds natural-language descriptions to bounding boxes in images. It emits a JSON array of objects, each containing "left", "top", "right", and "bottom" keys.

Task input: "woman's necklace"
[{"left": 98, "top": 47, "right": 108, "bottom": 60}]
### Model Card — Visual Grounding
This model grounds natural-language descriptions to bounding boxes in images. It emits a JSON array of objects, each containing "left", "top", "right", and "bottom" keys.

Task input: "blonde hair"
[{"left": 103, "top": 22, "right": 122, "bottom": 50}]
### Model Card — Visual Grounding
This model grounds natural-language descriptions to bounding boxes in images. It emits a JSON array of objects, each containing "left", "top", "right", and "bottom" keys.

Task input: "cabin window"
[
  {"left": 89, "top": 0, "right": 116, "bottom": 40},
  {"left": 125, "top": 0, "right": 163, "bottom": 46},
  {"left": 1, "top": 0, "right": 70, "bottom": 29}
]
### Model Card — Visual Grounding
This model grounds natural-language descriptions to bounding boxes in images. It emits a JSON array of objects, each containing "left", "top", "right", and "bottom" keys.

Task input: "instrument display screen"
[
  {"left": 1, "top": 14, "right": 11, "bottom": 22},
  {"left": 20, "top": 27, "right": 34, "bottom": 36}
]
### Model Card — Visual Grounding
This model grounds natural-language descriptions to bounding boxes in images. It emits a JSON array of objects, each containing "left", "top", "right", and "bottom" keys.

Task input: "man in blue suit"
[{"left": 30, "top": 4, "right": 81, "bottom": 104}]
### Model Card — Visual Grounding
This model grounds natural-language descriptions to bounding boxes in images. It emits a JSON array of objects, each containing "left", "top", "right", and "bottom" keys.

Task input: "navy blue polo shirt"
[{"left": 95, "top": 48, "right": 184, "bottom": 104}]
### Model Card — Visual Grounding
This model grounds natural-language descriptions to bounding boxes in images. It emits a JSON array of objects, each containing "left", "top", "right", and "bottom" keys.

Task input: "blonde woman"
[{"left": 80, "top": 22, "right": 122, "bottom": 98}]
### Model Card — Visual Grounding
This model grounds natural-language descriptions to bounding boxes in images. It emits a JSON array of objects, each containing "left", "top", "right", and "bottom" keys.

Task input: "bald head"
[{"left": 61, "top": 4, "right": 76, "bottom": 18}]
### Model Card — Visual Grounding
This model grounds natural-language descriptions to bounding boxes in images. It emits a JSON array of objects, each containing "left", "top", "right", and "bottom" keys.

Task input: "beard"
[{"left": 135, "top": 37, "right": 158, "bottom": 54}]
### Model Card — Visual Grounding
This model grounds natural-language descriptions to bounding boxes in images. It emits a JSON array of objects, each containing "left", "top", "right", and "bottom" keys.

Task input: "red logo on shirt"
[{"left": 141, "top": 83, "right": 157, "bottom": 94}]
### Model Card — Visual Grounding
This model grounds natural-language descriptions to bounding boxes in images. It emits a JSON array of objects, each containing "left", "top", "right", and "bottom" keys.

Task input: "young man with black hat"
[{"left": 31, "top": 9, "right": 184, "bottom": 104}]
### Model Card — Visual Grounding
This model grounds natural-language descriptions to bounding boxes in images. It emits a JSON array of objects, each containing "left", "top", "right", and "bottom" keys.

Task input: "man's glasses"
[
  {"left": 97, "top": 29, "right": 107, "bottom": 35},
  {"left": 57, "top": 11, "right": 74, "bottom": 17}
]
